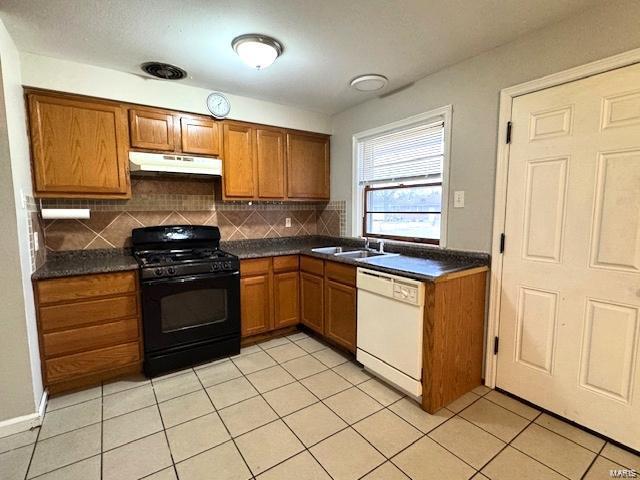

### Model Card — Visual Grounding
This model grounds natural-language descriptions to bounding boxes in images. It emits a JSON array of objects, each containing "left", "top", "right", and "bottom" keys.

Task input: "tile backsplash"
[{"left": 41, "top": 178, "right": 346, "bottom": 252}]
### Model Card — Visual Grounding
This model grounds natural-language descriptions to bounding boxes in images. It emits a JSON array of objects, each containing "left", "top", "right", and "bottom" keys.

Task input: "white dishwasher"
[{"left": 356, "top": 267, "right": 425, "bottom": 398}]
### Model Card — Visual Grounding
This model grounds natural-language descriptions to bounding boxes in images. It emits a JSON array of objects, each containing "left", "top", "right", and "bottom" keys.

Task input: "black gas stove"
[{"left": 132, "top": 225, "right": 241, "bottom": 376}]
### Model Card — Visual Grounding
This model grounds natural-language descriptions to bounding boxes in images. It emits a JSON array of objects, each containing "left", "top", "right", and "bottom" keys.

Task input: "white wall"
[
  {"left": 0, "top": 19, "right": 43, "bottom": 428},
  {"left": 20, "top": 53, "right": 331, "bottom": 134},
  {"left": 330, "top": 0, "right": 640, "bottom": 252}
]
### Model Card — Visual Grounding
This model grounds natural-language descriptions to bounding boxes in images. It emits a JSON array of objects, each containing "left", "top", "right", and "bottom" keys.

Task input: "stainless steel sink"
[
  {"left": 334, "top": 249, "right": 397, "bottom": 259},
  {"left": 311, "top": 246, "right": 345, "bottom": 254}
]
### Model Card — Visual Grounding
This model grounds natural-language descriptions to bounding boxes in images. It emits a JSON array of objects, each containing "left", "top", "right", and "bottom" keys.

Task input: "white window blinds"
[{"left": 358, "top": 119, "right": 444, "bottom": 185}]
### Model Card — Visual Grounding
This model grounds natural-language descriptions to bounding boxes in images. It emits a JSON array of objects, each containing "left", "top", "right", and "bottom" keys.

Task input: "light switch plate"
[
  {"left": 285, "top": 217, "right": 292, "bottom": 228},
  {"left": 454, "top": 190, "right": 465, "bottom": 208}
]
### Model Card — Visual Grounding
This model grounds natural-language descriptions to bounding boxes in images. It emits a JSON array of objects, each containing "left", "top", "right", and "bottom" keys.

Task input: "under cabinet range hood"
[{"left": 129, "top": 151, "right": 222, "bottom": 177}]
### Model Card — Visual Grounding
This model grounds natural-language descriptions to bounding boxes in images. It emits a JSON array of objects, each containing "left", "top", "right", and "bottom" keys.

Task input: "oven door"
[{"left": 141, "top": 271, "right": 240, "bottom": 353}]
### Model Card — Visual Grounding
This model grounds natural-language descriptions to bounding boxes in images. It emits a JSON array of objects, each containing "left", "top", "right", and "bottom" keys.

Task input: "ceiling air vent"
[{"left": 141, "top": 62, "right": 187, "bottom": 80}]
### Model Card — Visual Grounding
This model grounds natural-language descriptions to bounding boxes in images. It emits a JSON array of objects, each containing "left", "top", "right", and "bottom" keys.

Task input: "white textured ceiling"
[{"left": 0, "top": 0, "right": 599, "bottom": 114}]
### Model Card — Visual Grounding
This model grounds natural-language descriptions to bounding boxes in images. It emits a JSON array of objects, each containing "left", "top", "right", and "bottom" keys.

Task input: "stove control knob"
[
  {"left": 167, "top": 267, "right": 176, "bottom": 275},
  {"left": 212, "top": 263, "right": 220, "bottom": 271},
  {"left": 154, "top": 268, "right": 163, "bottom": 277},
  {"left": 224, "top": 261, "right": 232, "bottom": 270}
]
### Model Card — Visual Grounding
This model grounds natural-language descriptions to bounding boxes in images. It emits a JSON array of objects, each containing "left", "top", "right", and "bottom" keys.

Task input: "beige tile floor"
[{"left": 1, "top": 332, "right": 639, "bottom": 480}]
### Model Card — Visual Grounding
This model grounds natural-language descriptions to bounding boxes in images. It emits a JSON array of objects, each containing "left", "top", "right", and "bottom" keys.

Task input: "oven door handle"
[{"left": 142, "top": 271, "right": 239, "bottom": 286}]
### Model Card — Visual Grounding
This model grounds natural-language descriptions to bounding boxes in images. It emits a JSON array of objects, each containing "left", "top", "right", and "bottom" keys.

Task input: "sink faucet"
[
  {"left": 364, "top": 237, "right": 371, "bottom": 250},
  {"left": 378, "top": 240, "right": 385, "bottom": 253}
]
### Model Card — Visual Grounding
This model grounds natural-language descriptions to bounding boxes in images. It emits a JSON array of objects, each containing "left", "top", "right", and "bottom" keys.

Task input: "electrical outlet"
[
  {"left": 285, "top": 217, "right": 292, "bottom": 228},
  {"left": 33, "top": 232, "right": 39, "bottom": 251},
  {"left": 454, "top": 190, "right": 465, "bottom": 208}
]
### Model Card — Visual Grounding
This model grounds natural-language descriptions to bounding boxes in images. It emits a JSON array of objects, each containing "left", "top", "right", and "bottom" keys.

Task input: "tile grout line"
[
  {"left": 580, "top": 442, "right": 607, "bottom": 480},
  {"left": 193, "top": 363, "right": 257, "bottom": 480},
  {"left": 148, "top": 370, "right": 182, "bottom": 480},
  {"left": 21, "top": 417, "right": 43, "bottom": 480}
]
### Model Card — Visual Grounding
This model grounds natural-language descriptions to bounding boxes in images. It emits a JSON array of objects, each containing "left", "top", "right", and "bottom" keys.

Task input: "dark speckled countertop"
[
  {"left": 32, "top": 235, "right": 489, "bottom": 282},
  {"left": 222, "top": 235, "right": 489, "bottom": 282},
  {"left": 32, "top": 249, "right": 138, "bottom": 280}
]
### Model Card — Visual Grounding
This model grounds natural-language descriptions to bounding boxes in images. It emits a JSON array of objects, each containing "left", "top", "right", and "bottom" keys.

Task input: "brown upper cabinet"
[
  {"left": 180, "top": 116, "right": 222, "bottom": 156},
  {"left": 223, "top": 121, "right": 256, "bottom": 198},
  {"left": 129, "top": 107, "right": 222, "bottom": 156},
  {"left": 255, "top": 127, "right": 286, "bottom": 199},
  {"left": 287, "top": 131, "right": 330, "bottom": 200},
  {"left": 129, "top": 108, "right": 176, "bottom": 151},
  {"left": 222, "top": 121, "right": 329, "bottom": 201},
  {"left": 27, "top": 91, "right": 131, "bottom": 199}
]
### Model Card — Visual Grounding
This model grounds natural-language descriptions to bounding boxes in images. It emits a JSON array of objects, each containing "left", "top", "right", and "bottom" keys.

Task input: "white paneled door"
[{"left": 497, "top": 63, "right": 640, "bottom": 450}]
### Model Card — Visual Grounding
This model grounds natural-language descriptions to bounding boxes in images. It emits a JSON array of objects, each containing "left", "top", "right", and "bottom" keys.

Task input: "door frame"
[{"left": 485, "top": 47, "right": 640, "bottom": 388}]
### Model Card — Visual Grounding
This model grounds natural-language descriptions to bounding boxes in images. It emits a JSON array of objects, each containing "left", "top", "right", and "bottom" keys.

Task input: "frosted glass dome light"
[{"left": 232, "top": 34, "right": 283, "bottom": 69}]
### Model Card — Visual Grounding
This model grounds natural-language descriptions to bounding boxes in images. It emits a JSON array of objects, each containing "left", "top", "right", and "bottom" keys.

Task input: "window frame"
[
  {"left": 351, "top": 105, "right": 452, "bottom": 247},
  {"left": 362, "top": 181, "right": 443, "bottom": 245}
]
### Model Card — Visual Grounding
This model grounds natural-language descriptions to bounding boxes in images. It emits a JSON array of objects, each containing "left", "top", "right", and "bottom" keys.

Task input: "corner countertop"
[
  {"left": 32, "top": 235, "right": 490, "bottom": 282},
  {"left": 32, "top": 249, "right": 139, "bottom": 280},
  {"left": 222, "top": 235, "right": 489, "bottom": 282}
]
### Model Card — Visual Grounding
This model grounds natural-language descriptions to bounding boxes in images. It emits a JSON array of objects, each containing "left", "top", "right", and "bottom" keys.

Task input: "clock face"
[{"left": 207, "top": 92, "right": 231, "bottom": 119}]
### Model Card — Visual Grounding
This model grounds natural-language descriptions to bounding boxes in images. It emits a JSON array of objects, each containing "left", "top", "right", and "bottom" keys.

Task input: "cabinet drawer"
[
  {"left": 273, "top": 255, "right": 299, "bottom": 273},
  {"left": 45, "top": 342, "right": 140, "bottom": 384},
  {"left": 325, "top": 261, "right": 356, "bottom": 287},
  {"left": 42, "top": 317, "right": 139, "bottom": 358},
  {"left": 39, "top": 295, "right": 138, "bottom": 332},
  {"left": 300, "top": 256, "right": 324, "bottom": 276},
  {"left": 37, "top": 271, "right": 137, "bottom": 305},
  {"left": 240, "top": 258, "right": 271, "bottom": 277}
]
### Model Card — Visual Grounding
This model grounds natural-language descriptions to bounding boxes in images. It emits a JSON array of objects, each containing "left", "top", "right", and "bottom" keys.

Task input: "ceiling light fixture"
[
  {"left": 350, "top": 74, "right": 388, "bottom": 92},
  {"left": 231, "top": 34, "right": 283, "bottom": 69}
]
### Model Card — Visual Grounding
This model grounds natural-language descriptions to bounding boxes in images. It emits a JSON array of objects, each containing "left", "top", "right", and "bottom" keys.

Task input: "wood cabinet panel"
[
  {"left": 181, "top": 116, "right": 221, "bottom": 155},
  {"left": 324, "top": 280, "right": 357, "bottom": 353},
  {"left": 37, "top": 271, "right": 137, "bottom": 305},
  {"left": 27, "top": 92, "right": 130, "bottom": 198},
  {"left": 223, "top": 122, "right": 255, "bottom": 198},
  {"left": 42, "top": 317, "right": 139, "bottom": 358},
  {"left": 286, "top": 132, "right": 330, "bottom": 199},
  {"left": 45, "top": 342, "right": 140, "bottom": 384},
  {"left": 325, "top": 261, "right": 356, "bottom": 287},
  {"left": 300, "top": 256, "right": 324, "bottom": 276},
  {"left": 240, "top": 258, "right": 271, "bottom": 277},
  {"left": 39, "top": 295, "right": 137, "bottom": 332},
  {"left": 256, "top": 127, "right": 285, "bottom": 199},
  {"left": 274, "top": 272, "right": 300, "bottom": 329},
  {"left": 273, "top": 255, "right": 299, "bottom": 273},
  {"left": 422, "top": 270, "right": 487, "bottom": 413},
  {"left": 240, "top": 274, "right": 272, "bottom": 337},
  {"left": 300, "top": 272, "right": 324, "bottom": 334},
  {"left": 129, "top": 108, "right": 175, "bottom": 151}
]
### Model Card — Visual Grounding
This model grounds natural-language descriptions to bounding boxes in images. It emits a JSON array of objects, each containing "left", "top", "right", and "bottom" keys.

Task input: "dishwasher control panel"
[
  {"left": 393, "top": 283, "right": 419, "bottom": 304},
  {"left": 357, "top": 268, "right": 424, "bottom": 307}
]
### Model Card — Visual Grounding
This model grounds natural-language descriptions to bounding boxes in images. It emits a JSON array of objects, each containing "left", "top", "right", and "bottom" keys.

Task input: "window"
[{"left": 354, "top": 107, "right": 450, "bottom": 245}]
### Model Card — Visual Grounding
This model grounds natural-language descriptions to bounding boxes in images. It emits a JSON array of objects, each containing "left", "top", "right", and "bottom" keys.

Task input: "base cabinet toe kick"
[{"left": 356, "top": 266, "right": 487, "bottom": 413}]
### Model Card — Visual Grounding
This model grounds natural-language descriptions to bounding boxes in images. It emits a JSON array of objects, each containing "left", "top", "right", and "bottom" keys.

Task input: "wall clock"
[{"left": 206, "top": 92, "right": 231, "bottom": 119}]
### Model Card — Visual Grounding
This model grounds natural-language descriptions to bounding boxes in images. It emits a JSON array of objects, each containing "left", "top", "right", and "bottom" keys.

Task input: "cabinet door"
[
  {"left": 286, "top": 132, "right": 330, "bottom": 199},
  {"left": 129, "top": 108, "right": 176, "bottom": 151},
  {"left": 273, "top": 271, "right": 299, "bottom": 328},
  {"left": 28, "top": 93, "right": 131, "bottom": 198},
  {"left": 240, "top": 274, "right": 272, "bottom": 337},
  {"left": 181, "top": 116, "right": 221, "bottom": 155},
  {"left": 223, "top": 122, "right": 255, "bottom": 198},
  {"left": 256, "top": 127, "right": 285, "bottom": 199},
  {"left": 300, "top": 272, "right": 324, "bottom": 334},
  {"left": 324, "top": 280, "right": 357, "bottom": 352}
]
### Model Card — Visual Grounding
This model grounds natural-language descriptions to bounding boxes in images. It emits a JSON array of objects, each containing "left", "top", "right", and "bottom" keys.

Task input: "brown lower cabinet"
[
  {"left": 34, "top": 271, "right": 142, "bottom": 394},
  {"left": 240, "top": 256, "right": 300, "bottom": 338},
  {"left": 240, "top": 255, "right": 357, "bottom": 353}
]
